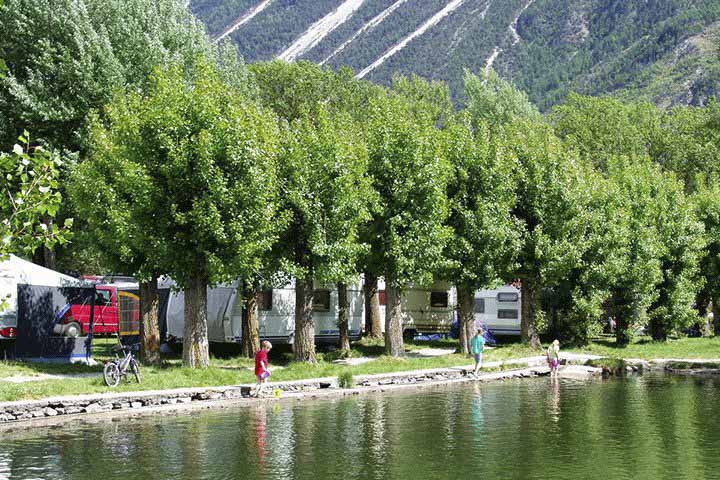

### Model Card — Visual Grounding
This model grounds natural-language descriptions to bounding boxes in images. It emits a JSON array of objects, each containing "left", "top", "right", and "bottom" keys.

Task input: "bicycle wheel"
[
  {"left": 103, "top": 362, "right": 120, "bottom": 387},
  {"left": 130, "top": 358, "right": 141, "bottom": 384}
]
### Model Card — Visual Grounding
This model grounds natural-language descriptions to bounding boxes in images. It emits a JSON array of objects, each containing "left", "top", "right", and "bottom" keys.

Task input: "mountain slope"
[{"left": 191, "top": 0, "right": 720, "bottom": 109}]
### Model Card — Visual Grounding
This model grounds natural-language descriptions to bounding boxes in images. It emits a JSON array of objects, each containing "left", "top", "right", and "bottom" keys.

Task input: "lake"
[{"left": 1, "top": 373, "right": 720, "bottom": 479}]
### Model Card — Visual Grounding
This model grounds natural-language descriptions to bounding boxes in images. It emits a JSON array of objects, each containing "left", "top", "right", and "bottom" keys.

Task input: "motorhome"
[
  {"left": 375, "top": 279, "right": 521, "bottom": 337},
  {"left": 55, "top": 282, "right": 140, "bottom": 337},
  {"left": 473, "top": 285, "right": 522, "bottom": 336},
  {"left": 377, "top": 279, "right": 456, "bottom": 338},
  {"left": 164, "top": 279, "right": 363, "bottom": 345}
]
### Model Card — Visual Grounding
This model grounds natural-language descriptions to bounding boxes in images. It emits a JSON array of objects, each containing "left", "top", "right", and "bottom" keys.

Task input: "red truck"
[{"left": 55, "top": 285, "right": 140, "bottom": 337}]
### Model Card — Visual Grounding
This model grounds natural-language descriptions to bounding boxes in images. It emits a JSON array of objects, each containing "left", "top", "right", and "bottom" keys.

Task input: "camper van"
[
  {"left": 377, "top": 279, "right": 456, "bottom": 337},
  {"left": 474, "top": 285, "right": 522, "bottom": 336},
  {"left": 55, "top": 283, "right": 140, "bottom": 337},
  {"left": 0, "top": 255, "right": 82, "bottom": 339},
  {"left": 164, "top": 279, "right": 363, "bottom": 345},
  {"left": 375, "top": 280, "right": 521, "bottom": 337}
]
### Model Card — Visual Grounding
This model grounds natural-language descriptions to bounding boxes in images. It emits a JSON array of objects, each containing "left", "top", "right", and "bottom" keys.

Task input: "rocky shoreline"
[
  {"left": 0, "top": 355, "right": 715, "bottom": 428},
  {"left": 0, "top": 360, "right": 569, "bottom": 428}
]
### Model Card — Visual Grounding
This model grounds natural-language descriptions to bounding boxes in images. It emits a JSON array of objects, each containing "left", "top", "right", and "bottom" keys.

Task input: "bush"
[
  {"left": 585, "top": 357, "right": 627, "bottom": 375},
  {"left": 337, "top": 371, "right": 354, "bottom": 389}
]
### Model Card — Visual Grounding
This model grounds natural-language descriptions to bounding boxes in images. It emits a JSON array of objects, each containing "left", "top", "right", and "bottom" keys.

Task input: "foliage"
[
  {"left": 442, "top": 115, "right": 520, "bottom": 290},
  {"left": 250, "top": 60, "right": 380, "bottom": 123},
  {"left": 464, "top": 69, "right": 543, "bottom": 129},
  {"left": 0, "top": 133, "right": 71, "bottom": 259},
  {"left": 337, "top": 371, "right": 354, "bottom": 389},
  {"left": 365, "top": 92, "right": 452, "bottom": 288},
  {"left": 76, "top": 60, "right": 282, "bottom": 287},
  {"left": 0, "top": 0, "right": 214, "bottom": 153},
  {"left": 278, "top": 109, "right": 373, "bottom": 284}
]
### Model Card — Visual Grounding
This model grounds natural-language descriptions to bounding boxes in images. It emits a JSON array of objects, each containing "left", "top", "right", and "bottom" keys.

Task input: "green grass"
[
  {"left": 0, "top": 339, "right": 537, "bottom": 402},
  {"left": 584, "top": 357, "right": 628, "bottom": 375},
  {"left": 568, "top": 335, "right": 720, "bottom": 360},
  {"left": 2, "top": 336, "right": 718, "bottom": 403}
]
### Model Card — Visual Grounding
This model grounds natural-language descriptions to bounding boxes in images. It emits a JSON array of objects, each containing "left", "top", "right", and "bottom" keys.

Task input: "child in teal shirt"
[{"left": 471, "top": 329, "right": 485, "bottom": 376}]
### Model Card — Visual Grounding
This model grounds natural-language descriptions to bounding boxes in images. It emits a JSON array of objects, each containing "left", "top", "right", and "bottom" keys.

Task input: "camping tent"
[{"left": 0, "top": 255, "right": 81, "bottom": 338}]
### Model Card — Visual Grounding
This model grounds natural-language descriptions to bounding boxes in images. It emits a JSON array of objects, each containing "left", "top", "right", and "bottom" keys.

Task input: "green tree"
[
  {"left": 0, "top": 0, "right": 213, "bottom": 152},
  {"left": 694, "top": 181, "right": 720, "bottom": 334},
  {"left": 464, "top": 69, "right": 581, "bottom": 349},
  {"left": 278, "top": 109, "right": 372, "bottom": 362},
  {"left": 1, "top": 133, "right": 71, "bottom": 259},
  {"left": 365, "top": 92, "right": 452, "bottom": 356},
  {"left": 76, "top": 61, "right": 283, "bottom": 367},
  {"left": 503, "top": 121, "right": 589, "bottom": 348},
  {"left": 442, "top": 115, "right": 520, "bottom": 354},
  {"left": 463, "top": 69, "right": 543, "bottom": 130}
]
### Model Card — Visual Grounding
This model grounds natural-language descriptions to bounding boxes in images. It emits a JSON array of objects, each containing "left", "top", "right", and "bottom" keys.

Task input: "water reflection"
[{"left": 1, "top": 374, "right": 720, "bottom": 479}]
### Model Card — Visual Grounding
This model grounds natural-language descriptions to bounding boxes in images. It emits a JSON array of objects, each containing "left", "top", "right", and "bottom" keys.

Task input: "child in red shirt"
[{"left": 253, "top": 340, "right": 272, "bottom": 397}]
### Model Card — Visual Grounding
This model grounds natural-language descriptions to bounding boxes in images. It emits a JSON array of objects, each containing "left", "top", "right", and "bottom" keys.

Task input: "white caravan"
[
  {"left": 473, "top": 285, "right": 522, "bottom": 336},
  {"left": 165, "top": 279, "right": 363, "bottom": 345},
  {"left": 377, "top": 279, "right": 456, "bottom": 336},
  {"left": 375, "top": 279, "right": 521, "bottom": 337},
  {"left": 0, "top": 255, "right": 83, "bottom": 339}
]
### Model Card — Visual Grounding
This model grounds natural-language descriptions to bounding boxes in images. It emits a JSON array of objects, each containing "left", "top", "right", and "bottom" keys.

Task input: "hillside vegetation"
[{"left": 191, "top": 0, "right": 720, "bottom": 109}]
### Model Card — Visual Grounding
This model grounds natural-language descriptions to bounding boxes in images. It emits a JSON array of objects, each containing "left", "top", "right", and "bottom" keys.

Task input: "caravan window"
[
  {"left": 497, "top": 292, "right": 519, "bottom": 302},
  {"left": 430, "top": 291, "right": 448, "bottom": 308},
  {"left": 313, "top": 290, "right": 331, "bottom": 311},
  {"left": 498, "top": 309, "right": 519, "bottom": 319},
  {"left": 256, "top": 290, "right": 273, "bottom": 311},
  {"left": 473, "top": 298, "right": 485, "bottom": 313}
]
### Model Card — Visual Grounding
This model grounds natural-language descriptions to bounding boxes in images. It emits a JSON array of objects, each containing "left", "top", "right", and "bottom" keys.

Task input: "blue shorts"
[
  {"left": 256, "top": 371, "right": 270, "bottom": 382},
  {"left": 473, "top": 353, "right": 483, "bottom": 363}
]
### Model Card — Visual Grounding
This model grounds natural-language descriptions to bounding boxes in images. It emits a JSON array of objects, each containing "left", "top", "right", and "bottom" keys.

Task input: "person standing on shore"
[
  {"left": 254, "top": 341, "right": 272, "bottom": 397},
  {"left": 471, "top": 328, "right": 485, "bottom": 376},
  {"left": 547, "top": 339, "right": 560, "bottom": 378}
]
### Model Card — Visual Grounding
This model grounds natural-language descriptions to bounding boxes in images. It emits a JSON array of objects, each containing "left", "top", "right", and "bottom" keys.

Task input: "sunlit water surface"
[{"left": 1, "top": 373, "right": 720, "bottom": 479}]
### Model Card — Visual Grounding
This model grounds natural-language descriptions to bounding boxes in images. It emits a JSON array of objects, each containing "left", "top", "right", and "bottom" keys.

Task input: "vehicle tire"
[
  {"left": 64, "top": 322, "right": 82, "bottom": 338},
  {"left": 103, "top": 362, "right": 120, "bottom": 387},
  {"left": 130, "top": 359, "right": 141, "bottom": 384}
]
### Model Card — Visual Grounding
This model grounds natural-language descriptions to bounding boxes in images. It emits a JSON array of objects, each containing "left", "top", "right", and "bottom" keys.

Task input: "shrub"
[{"left": 337, "top": 371, "right": 354, "bottom": 389}]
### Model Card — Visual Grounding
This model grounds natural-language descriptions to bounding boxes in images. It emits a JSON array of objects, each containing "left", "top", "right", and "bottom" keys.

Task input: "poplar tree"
[
  {"left": 442, "top": 116, "right": 520, "bottom": 354},
  {"left": 366, "top": 92, "right": 452, "bottom": 357},
  {"left": 75, "top": 61, "right": 282, "bottom": 367},
  {"left": 278, "top": 110, "right": 372, "bottom": 362}
]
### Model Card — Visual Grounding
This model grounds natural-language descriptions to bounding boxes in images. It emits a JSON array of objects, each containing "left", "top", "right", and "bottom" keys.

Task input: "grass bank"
[
  {"left": 568, "top": 335, "right": 720, "bottom": 360},
  {"left": 1, "top": 335, "right": 719, "bottom": 403},
  {"left": 0, "top": 338, "right": 537, "bottom": 402}
]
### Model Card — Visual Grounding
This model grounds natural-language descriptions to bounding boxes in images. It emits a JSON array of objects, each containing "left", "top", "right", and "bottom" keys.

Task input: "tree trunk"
[
  {"left": 43, "top": 244, "right": 56, "bottom": 271},
  {"left": 384, "top": 272, "right": 404, "bottom": 357},
  {"left": 241, "top": 281, "right": 261, "bottom": 358},
  {"left": 648, "top": 316, "right": 667, "bottom": 341},
  {"left": 139, "top": 275, "right": 161, "bottom": 366},
  {"left": 457, "top": 286, "right": 475, "bottom": 356},
  {"left": 614, "top": 302, "right": 631, "bottom": 346},
  {"left": 294, "top": 274, "right": 316, "bottom": 362},
  {"left": 338, "top": 282, "right": 350, "bottom": 352},
  {"left": 520, "top": 277, "right": 541, "bottom": 349},
  {"left": 183, "top": 270, "right": 210, "bottom": 368},
  {"left": 364, "top": 272, "right": 382, "bottom": 338}
]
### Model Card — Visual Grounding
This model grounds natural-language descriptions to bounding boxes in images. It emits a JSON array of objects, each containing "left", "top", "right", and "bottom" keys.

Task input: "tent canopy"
[{"left": 0, "top": 255, "right": 81, "bottom": 329}]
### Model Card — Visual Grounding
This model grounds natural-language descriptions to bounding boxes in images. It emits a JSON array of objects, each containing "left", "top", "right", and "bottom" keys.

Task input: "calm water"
[{"left": 2, "top": 373, "right": 720, "bottom": 480}]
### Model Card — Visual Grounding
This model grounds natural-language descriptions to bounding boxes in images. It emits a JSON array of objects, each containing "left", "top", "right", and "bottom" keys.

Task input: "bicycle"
[{"left": 103, "top": 343, "right": 141, "bottom": 387}]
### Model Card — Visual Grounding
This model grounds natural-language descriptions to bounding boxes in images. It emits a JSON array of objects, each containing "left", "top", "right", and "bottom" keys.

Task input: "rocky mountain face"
[{"left": 191, "top": 0, "right": 720, "bottom": 109}]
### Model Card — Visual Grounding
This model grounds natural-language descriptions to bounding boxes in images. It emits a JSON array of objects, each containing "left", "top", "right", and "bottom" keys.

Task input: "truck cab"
[{"left": 57, "top": 285, "right": 139, "bottom": 337}]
